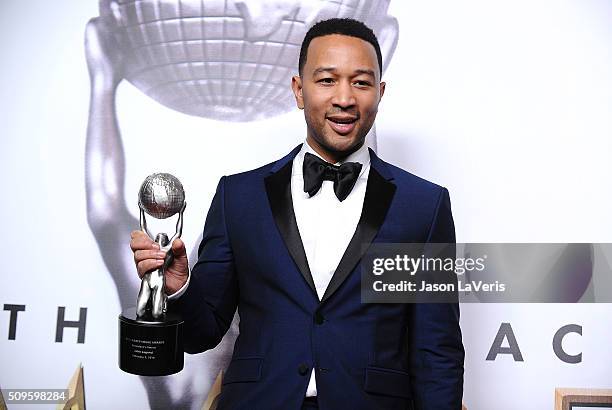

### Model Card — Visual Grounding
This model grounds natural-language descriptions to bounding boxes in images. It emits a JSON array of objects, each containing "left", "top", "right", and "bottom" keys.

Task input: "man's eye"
[
  {"left": 318, "top": 78, "right": 334, "bottom": 84},
  {"left": 354, "top": 80, "right": 371, "bottom": 87}
]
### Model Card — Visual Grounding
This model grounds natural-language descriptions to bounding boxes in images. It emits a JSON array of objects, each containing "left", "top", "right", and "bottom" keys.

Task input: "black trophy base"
[{"left": 119, "top": 307, "right": 184, "bottom": 376}]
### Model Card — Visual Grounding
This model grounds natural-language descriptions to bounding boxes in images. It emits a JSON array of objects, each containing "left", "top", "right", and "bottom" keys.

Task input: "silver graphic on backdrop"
[
  {"left": 85, "top": 1, "right": 399, "bottom": 408},
  {"left": 96, "top": 0, "right": 398, "bottom": 122}
]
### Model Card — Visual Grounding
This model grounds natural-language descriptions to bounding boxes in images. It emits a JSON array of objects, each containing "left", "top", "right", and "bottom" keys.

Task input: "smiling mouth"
[
  {"left": 327, "top": 115, "right": 358, "bottom": 123},
  {"left": 326, "top": 116, "right": 359, "bottom": 135}
]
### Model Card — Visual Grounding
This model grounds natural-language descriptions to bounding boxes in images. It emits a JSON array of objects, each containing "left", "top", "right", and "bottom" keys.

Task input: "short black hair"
[{"left": 298, "top": 18, "right": 383, "bottom": 77}]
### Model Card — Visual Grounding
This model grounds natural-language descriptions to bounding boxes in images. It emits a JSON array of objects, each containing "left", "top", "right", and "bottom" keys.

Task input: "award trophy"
[{"left": 119, "top": 173, "right": 186, "bottom": 376}]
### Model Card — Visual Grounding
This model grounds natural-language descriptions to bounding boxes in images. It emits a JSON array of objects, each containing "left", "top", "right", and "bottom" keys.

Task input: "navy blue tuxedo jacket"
[{"left": 170, "top": 145, "right": 464, "bottom": 410}]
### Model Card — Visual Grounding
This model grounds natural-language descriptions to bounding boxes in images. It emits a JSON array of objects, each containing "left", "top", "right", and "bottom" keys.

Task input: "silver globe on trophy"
[{"left": 119, "top": 173, "right": 186, "bottom": 376}]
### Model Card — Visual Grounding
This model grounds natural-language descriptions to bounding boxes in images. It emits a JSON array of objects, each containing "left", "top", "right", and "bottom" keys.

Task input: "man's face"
[{"left": 292, "top": 34, "right": 386, "bottom": 160}]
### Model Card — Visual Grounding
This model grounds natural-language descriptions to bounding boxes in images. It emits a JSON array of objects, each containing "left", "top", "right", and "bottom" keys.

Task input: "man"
[{"left": 131, "top": 18, "right": 464, "bottom": 410}]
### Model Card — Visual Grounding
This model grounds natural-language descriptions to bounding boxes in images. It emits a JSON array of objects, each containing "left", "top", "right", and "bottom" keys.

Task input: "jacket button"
[
  {"left": 298, "top": 363, "right": 309, "bottom": 376},
  {"left": 314, "top": 312, "right": 325, "bottom": 325}
]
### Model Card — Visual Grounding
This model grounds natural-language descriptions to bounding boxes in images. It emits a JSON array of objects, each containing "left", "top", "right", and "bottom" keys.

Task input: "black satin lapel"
[
  {"left": 321, "top": 167, "right": 396, "bottom": 303},
  {"left": 264, "top": 161, "right": 317, "bottom": 295}
]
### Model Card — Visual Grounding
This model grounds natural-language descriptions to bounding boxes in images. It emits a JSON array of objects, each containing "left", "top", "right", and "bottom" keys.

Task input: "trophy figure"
[{"left": 119, "top": 173, "right": 186, "bottom": 376}]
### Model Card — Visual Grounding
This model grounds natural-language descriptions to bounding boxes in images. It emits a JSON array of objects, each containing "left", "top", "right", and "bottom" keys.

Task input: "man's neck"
[{"left": 305, "top": 136, "right": 363, "bottom": 164}]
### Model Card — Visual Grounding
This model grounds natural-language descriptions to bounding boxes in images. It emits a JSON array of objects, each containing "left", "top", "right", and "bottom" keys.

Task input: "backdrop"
[{"left": 0, "top": 1, "right": 611, "bottom": 409}]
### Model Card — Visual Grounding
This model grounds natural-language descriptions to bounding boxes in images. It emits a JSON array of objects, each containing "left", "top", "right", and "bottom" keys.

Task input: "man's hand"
[{"left": 130, "top": 231, "right": 190, "bottom": 295}]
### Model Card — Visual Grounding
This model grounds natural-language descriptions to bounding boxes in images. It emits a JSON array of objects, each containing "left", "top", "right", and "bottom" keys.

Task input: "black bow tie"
[{"left": 303, "top": 152, "right": 363, "bottom": 202}]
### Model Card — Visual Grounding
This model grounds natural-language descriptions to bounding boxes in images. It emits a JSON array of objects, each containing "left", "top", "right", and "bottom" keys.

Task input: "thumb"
[{"left": 172, "top": 238, "right": 187, "bottom": 258}]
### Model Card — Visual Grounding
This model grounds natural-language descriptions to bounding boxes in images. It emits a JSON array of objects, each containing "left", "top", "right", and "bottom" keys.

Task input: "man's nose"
[
  {"left": 235, "top": 0, "right": 301, "bottom": 39},
  {"left": 332, "top": 81, "right": 357, "bottom": 108}
]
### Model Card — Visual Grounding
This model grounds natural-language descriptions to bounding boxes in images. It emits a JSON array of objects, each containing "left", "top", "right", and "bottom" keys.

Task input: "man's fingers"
[
  {"left": 137, "top": 259, "right": 164, "bottom": 278},
  {"left": 134, "top": 249, "right": 167, "bottom": 264},
  {"left": 132, "top": 233, "right": 188, "bottom": 280},
  {"left": 130, "top": 231, "right": 159, "bottom": 251}
]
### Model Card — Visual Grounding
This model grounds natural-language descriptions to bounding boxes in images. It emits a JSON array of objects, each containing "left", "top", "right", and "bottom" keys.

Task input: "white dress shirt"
[{"left": 291, "top": 140, "right": 371, "bottom": 397}]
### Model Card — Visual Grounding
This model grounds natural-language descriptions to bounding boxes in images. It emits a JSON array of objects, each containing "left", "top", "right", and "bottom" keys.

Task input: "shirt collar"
[{"left": 293, "top": 139, "right": 371, "bottom": 178}]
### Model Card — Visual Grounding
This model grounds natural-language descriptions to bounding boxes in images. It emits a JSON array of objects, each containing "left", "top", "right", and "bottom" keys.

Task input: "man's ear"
[
  {"left": 291, "top": 75, "right": 304, "bottom": 109},
  {"left": 379, "top": 81, "right": 386, "bottom": 101}
]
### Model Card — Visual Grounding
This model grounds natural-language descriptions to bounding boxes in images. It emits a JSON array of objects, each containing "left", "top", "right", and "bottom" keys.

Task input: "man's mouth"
[{"left": 326, "top": 115, "right": 359, "bottom": 135}]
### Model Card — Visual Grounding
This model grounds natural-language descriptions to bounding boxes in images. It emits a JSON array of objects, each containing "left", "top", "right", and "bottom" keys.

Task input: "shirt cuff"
[{"left": 167, "top": 268, "right": 191, "bottom": 300}]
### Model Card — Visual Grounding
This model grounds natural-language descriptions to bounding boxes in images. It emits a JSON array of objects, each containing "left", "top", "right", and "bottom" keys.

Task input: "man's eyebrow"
[
  {"left": 312, "top": 66, "right": 337, "bottom": 75},
  {"left": 311, "top": 67, "right": 376, "bottom": 77},
  {"left": 354, "top": 68, "right": 375, "bottom": 77}
]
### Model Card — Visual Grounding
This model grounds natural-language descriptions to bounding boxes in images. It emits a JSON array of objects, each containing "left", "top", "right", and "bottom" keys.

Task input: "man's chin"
[{"left": 321, "top": 134, "right": 364, "bottom": 157}]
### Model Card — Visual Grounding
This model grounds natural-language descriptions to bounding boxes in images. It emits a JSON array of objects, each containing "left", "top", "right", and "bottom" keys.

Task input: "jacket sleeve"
[
  {"left": 168, "top": 176, "right": 238, "bottom": 354},
  {"left": 409, "top": 187, "right": 465, "bottom": 409}
]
